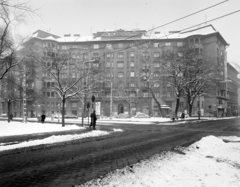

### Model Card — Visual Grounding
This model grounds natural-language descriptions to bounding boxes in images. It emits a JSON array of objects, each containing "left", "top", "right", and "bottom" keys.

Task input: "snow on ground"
[
  {"left": 78, "top": 135, "right": 240, "bottom": 187},
  {"left": 0, "top": 121, "right": 123, "bottom": 152},
  {"left": 0, "top": 130, "right": 110, "bottom": 152},
  {"left": 0, "top": 121, "right": 83, "bottom": 136}
]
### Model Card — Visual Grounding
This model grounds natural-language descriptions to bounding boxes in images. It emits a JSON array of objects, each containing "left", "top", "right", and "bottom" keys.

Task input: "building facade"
[{"left": 1, "top": 24, "right": 239, "bottom": 118}]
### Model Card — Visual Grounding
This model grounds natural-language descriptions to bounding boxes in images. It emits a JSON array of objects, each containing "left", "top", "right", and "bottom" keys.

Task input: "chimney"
[{"left": 64, "top": 34, "right": 71, "bottom": 37}]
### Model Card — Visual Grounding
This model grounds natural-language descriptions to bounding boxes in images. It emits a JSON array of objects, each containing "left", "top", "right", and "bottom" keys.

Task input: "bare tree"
[
  {"left": 31, "top": 47, "right": 102, "bottom": 126},
  {"left": 0, "top": 0, "right": 36, "bottom": 80},
  {"left": 137, "top": 42, "right": 163, "bottom": 116},
  {"left": 183, "top": 53, "right": 222, "bottom": 116}
]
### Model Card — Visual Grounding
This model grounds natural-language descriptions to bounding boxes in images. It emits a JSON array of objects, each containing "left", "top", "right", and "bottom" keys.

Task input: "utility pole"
[
  {"left": 22, "top": 63, "right": 27, "bottom": 123},
  {"left": 110, "top": 82, "right": 112, "bottom": 119}
]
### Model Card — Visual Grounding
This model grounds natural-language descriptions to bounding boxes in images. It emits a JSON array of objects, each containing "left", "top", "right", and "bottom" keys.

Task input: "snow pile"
[
  {"left": 113, "top": 128, "right": 123, "bottom": 132},
  {"left": 78, "top": 135, "right": 240, "bottom": 187},
  {"left": 0, "top": 121, "right": 83, "bottom": 136},
  {"left": 0, "top": 130, "right": 110, "bottom": 152}
]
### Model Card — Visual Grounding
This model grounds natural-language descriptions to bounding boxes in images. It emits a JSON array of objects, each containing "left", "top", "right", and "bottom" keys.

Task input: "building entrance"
[{"left": 118, "top": 104, "right": 124, "bottom": 114}]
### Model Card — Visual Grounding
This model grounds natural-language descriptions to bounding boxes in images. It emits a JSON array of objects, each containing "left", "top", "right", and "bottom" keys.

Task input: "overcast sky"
[{"left": 18, "top": 0, "right": 240, "bottom": 65}]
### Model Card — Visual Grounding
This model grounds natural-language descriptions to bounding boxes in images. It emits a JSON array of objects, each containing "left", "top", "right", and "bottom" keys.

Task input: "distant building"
[{"left": 2, "top": 24, "right": 239, "bottom": 118}]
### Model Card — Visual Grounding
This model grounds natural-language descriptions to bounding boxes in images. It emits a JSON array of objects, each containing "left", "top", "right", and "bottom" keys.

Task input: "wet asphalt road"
[{"left": 0, "top": 117, "right": 239, "bottom": 187}]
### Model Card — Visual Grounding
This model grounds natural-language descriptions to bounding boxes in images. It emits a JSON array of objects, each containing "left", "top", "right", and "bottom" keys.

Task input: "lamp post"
[
  {"left": 110, "top": 82, "right": 113, "bottom": 119},
  {"left": 82, "top": 59, "right": 95, "bottom": 126},
  {"left": 198, "top": 91, "right": 201, "bottom": 120}
]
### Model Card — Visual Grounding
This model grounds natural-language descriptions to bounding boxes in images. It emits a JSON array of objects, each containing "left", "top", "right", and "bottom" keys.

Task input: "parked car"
[
  {"left": 0, "top": 113, "right": 7, "bottom": 117},
  {"left": 54, "top": 114, "right": 78, "bottom": 119},
  {"left": 115, "top": 113, "right": 129, "bottom": 118},
  {"left": 134, "top": 113, "right": 150, "bottom": 118}
]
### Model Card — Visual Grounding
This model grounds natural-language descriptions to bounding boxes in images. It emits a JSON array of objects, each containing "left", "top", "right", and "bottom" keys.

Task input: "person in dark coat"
[
  {"left": 90, "top": 110, "right": 97, "bottom": 130},
  {"left": 181, "top": 111, "right": 185, "bottom": 120},
  {"left": 41, "top": 113, "right": 46, "bottom": 123},
  {"left": 9, "top": 113, "right": 13, "bottom": 121}
]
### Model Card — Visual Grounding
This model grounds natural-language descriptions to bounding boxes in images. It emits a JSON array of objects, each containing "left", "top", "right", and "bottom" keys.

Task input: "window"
[
  {"left": 130, "top": 61, "right": 134, "bottom": 67},
  {"left": 106, "top": 44, "right": 112, "bottom": 49},
  {"left": 143, "top": 92, "right": 149, "bottom": 97},
  {"left": 165, "top": 42, "right": 171, "bottom": 46},
  {"left": 51, "top": 92, "right": 55, "bottom": 98},
  {"left": 118, "top": 72, "right": 124, "bottom": 78},
  {"left": 118, "top": 82, "right": 124, "bottom": 87},
  {"left": 93, "top": 44, "right": 99, "bottom": 49},
  {"left": 106, "top": 92, "right": 111, "bottom": 97},
  {"left": 189, "top": 38, "right": 194, "bottom": 44},
  {"left": 72, "top": 73, "right": 76, "bottom": 78},
  {"left": 106, "top": 62, "right": 111, "bottom": 67},
  {"left": 117, "top": 62, "right": 124, "bottom": 68},
  {"left": 195, "top": 38, "right": 200, "bottom": 43},
  {"left": 93, "top": 53, "right": 99, "bottom": 58},
  {"left": 83, "top": 53, "right": 88, "bottom": 60},
  {"left": 155, "top": 93, "right": 160, "bottom": 98},
  {"left": 117, "top": 52, "right": 124, "bottom": 59},
  {"left": 83, "top": 45, "right": 88, "bottom": 49},
  {"left": 47, "top": 92, "right": 50, "bottom": 97},
  {"left": 178, "top": 52, "right": 183, "bottom": 57},
  {"left": 153, "top": 72, "right": 159, "bottom": 78},
  {"left": 153, "top": 52, "right": 160, "bottom": 58},
  {"left": 130, "top": 92, "right": 136, "bottom": 97},
  {"left": 130, "top": 83, "right": 135, "bottom": 87},
  {"left": 154, "top": 83, "right": 159, "bottom": 87},
  {"left": 166, "top": 101, "right": 172, "bottom": 107},
  {"left": 62, "top": 46, "right": 67, "bottom": 50},
  {"left": 177, "top": 42, "right": 183, "bottom": 47},
  {"left": 154, "top": 43, "right": 159, "bottom": 48},
  {"left": 118, "top": 43, "right": 123, "bottom": 48},
  {"left": 106, "top": 54, "right": 111, "bottom": 58},
  {"left": 130, "top": 52, "right": 135, "bottom": 57},
  {"left": 142, "top": 52, "right": 148, "bottom": 57},
  {"left": 72, "top": 102, "right": 78, "bottom": 108},
  {"left": 130, "top": 71, "right": 135, "bottom": 77},
  {"left": 105, "top": 82, "right": 111, "bottom": 88},
  {"left": 154, "top": 62, "right": 160, "bottom": 68}
]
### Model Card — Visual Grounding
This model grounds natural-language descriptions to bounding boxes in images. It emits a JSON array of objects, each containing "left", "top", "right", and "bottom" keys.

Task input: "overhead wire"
[
  {"left": 70, "top": 0, "right": 229, "bottom": 57},
  {"left": 96, "top": 10, "right": 240, "bottom": 59}
]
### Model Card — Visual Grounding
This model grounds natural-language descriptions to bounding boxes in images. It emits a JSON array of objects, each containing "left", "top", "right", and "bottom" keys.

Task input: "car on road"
[
  {"left": 0, "top": 113, "right": 7, "bottom": 117},
  {"left": 134, "top": 113, "right": 150, "bottom": 118},
  {"left": 115, "top": 113, "right": 129, "bottom": 118},
  {"left": 54, "top": 114, "right": 78, "bottom": 119}
]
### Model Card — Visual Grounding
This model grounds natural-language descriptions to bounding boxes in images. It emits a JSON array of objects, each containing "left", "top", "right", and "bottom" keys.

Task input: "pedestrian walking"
[
  {"left": 181, "top": 111, "right": 185, "bottom": 120},
  {"left": 170, "top": 110, "right": 175, "bottom": 121},
  {"left": 41, "top": 113, "right": 46, "bottom": 123},
  {"left": 9, "top": 113, "right": 13, "bottom": 121},
  {"left": 90, "top": 110, "right": 97, "bottom": 130}
]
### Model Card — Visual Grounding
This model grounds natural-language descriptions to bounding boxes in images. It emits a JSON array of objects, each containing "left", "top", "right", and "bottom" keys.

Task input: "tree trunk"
[
  {"left": 82, "top": 94, "right": 86, "bottom": 126},
  {"left": 175, "top": 95, "right": 180, "bottom": 117},
  {"left": 62, "top": 97, "right": 65, "bottom": 127},
  {"left": 7, "top": 100, "right": 11, "bottom": 123},
  {"left": 149, "top": 88, "right": 163, "bottom": 116},
  {"left": 188, "top": 103, "right": 193, "bottom": 117},
  {"left": 129, "top": 100, "right": 131, "bottom": 118}
]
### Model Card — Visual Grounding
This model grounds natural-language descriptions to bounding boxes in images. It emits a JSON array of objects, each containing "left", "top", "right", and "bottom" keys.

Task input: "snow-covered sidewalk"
[
  {"left": 0, "top": 121, "right": 123, "bottom": 152},
  {"left": 78, "top": 135, "right": 240, "bottom": 187}
]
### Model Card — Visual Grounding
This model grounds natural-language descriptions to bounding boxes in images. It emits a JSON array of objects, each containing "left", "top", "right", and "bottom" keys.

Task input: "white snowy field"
[
  {"left": 79, "top": 135, "right": 240, "bottom": 187},
  {"left": 0, "top": 121, "right": 123, "bottom": 152}
]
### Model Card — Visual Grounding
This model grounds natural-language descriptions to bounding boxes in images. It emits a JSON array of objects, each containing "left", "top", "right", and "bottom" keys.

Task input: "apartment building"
[{"left": 2, "top": 24, "right": 238, "bottom": 118}]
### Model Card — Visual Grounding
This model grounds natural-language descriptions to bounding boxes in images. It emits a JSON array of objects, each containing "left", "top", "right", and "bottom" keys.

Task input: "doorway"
[{"left": 118, "top": 104, "right": 124, "bottom": 114}]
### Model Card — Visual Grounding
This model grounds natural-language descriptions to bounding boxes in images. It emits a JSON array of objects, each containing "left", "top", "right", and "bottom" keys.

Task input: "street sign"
[
  {"left": 91, "top": 95, "right": 95, "bottom": 102},
  {"left": 86, "top": 102, "right": 90, "bottom": 109}
]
